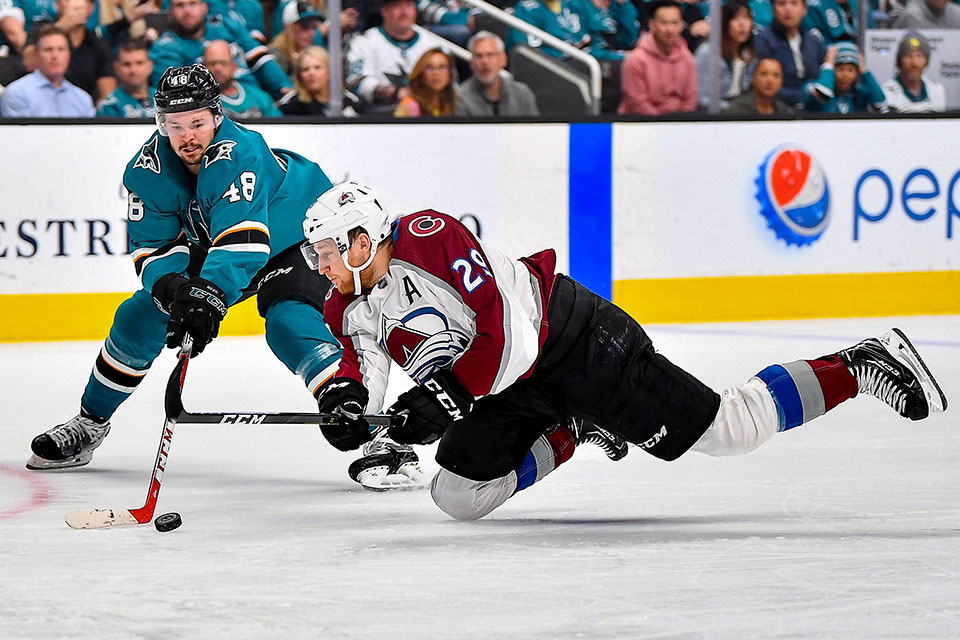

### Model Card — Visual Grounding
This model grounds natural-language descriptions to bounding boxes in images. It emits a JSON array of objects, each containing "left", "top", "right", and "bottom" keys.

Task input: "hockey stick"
[{"left": 64, "top": 335, "right": 194, "bottom": 530}]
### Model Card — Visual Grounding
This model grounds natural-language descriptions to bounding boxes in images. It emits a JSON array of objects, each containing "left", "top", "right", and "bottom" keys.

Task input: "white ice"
[{"left": 1, "top": 317, "right": 958, "bottom": 639}]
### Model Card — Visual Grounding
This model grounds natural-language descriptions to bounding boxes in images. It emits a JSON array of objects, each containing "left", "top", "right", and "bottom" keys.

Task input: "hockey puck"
[{"left": 154, "top": 512, "right": 182, "bottom": 532}]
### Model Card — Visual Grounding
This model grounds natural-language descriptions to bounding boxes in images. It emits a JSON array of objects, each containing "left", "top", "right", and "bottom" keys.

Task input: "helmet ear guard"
[{"left": 302, "top": 182, "right": 391, "bottom": 293}]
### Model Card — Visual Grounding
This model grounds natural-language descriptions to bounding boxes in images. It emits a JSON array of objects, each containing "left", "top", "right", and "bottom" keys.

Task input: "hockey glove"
[
  {"left": 151, "top": 273, "right": 188, "bottom": 315},
  {"left": 166, "top": 277, "right": 228, "bottom": 356},
  {"left": 317, "top": 378, "right": 373, "bottom": 451},
  {"left": 388, "top": 370, "right": 473, "bottom": 445}
]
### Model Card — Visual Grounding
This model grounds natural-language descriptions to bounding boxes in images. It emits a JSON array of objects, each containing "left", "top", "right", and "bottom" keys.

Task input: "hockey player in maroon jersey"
[{"left": 303, "top": 182, "right": 948, "bottom": 520}]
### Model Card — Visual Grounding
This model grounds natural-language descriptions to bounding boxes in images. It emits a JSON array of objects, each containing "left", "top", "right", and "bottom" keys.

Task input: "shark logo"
[
  {"left": 133, "top": 136, "right": 162, "bottom": 174},
  {"left": 203, "top": 140, "right": 237, "bottom": 168},
  {"left": 381, "top": 308, "right": 471, "bottom": 382}
]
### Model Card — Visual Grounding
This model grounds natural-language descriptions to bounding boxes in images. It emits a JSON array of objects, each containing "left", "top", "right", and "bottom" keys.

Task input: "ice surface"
[{"left": 1, "top": 317, "right": 958, "bottom": 639}]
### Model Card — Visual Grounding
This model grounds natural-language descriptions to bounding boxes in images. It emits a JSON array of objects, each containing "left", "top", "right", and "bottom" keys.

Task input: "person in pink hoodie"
[{"left": 618, "top": 0, "right": 697, "bottom": 115}]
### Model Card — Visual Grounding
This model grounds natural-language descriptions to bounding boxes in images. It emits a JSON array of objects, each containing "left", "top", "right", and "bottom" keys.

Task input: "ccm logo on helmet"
[
  {"left": 338, "top": 192, "right": 355, "bottom": 206},
  {"left": 409, "top": 215, "right": 445, "bottom": 237}
]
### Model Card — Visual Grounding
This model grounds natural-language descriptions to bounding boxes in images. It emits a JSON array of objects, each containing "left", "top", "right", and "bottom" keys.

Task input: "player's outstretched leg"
[
  {"left": 835, "top": 327, "right": 947, "bottom": 420},
  {"left": 564, "top": 417, "right": 629, "bottom": 461},
  {"left": 348, "top": 436, "right": 427, "bottom": 491},
  {"left": 26, "top": 411, "right": 111, "bottom": 470}
]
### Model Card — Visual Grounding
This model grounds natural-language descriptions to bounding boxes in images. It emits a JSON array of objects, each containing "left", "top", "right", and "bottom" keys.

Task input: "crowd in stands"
[{"left": 0, "top": 0, "right": 957, "bottom": 118}]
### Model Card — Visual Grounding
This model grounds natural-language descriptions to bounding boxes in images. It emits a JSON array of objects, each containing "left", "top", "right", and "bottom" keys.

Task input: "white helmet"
[{"left": 302, "top": 182, "right": 391, "bottom": 294}]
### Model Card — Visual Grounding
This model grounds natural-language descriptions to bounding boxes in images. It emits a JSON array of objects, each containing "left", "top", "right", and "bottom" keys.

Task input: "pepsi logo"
[{"left": 755, "top": 145, "right": 831, "bottom": 247}]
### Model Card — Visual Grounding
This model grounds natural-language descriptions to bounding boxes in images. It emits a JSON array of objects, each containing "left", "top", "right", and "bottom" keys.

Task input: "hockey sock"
[
  {"left": 756, "top": 356, "right": 857, "bottom": 431},
  {"left": 80, "top": 342, "right": 151, "bottom": 421},
  {"left": 513, "top": 426, "right": 576, "bottom": 493}
]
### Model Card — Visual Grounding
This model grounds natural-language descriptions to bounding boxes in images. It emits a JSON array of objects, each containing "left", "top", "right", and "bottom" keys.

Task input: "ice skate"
[
  {"left": 565, "top": 417, "right": 629, "bottom": 461},
  {"left": 836, "top": 328, "right": 947, "bottom": 421},
  {"left": 348, "top": 437, "right": 427, "bottom": 491},
  {"left": 26, "top": 413, "right": 111, "bottom": 470}
]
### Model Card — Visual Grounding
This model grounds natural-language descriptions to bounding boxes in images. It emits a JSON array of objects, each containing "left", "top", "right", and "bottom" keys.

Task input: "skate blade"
[
  {"left": 889, "top": 328, "right": 948, "bottom": 414},
  {"left": 354, "top": 465, "right": 427, "bottom": 492},
  {"left": 65, "top": 508, "right": 139, "bottom": 530},
  {"left": 25, "top": 452, "right": 92, "bottom": 471}
]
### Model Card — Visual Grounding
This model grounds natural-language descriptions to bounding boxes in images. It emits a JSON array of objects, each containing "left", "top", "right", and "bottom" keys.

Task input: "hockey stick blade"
[{"left": 66, "top": 337, "right": 192, "bottom": 530}]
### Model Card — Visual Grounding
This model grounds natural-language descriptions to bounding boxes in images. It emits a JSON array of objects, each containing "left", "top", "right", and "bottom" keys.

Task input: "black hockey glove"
[
  {"left": 151, "top": 273, "right": 188, "bottom": 315},
  {"left": 317, "top": 378, "right": 373, "bottom": 451},
  {"left": 165, "top": 277, "right": 228, "bottom": 356},
  {"left": 388, "top": 370, "right": 473, "bottom": 445}
]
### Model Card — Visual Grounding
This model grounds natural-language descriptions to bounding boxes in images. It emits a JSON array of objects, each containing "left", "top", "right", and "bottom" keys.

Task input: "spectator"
[
  {"left": 894, "top": 0, "right": 960, "bottom": 28},
  {"left": 419, "top": 0, "right": 475, "bottom": 48},
  {"left": 268, "top": 1, "right": 324, "bottom": 75},
  {"left": 455, "top": 30, "right": 539, "bottom": 117},
  {"left": 149, "top": 0, "right": 292, "bottom": 99},
  {"left": 0, "top": 24, "right": 94, "bottom": 115},
  {"left": 694, "top": 0, "right": 754, "bottom": 109},
  {"left": 394, "top": 46, "right": 455, "bottom": 116},
  {"left": 207, "top": 0, "right": 267, "bottom": 42},
  {"left": 638, "top": 0, "right": 709, "bottom": 53},
  {"left": 724, "top": 56, "right": 794, "bottom": 114},
  {"left": 509, "top": 0, "right": 623, "bottom": 60},
  {"left": 803, "top": 42, "right": 885, "bottom": 113},
  {"left": 1, "top": 0, "right": 27, "bottom": 56},
  {"left": 803, "top": 0, "right": 873, "bottom": 45},
  {"left": 97, "top": 36, "right": 155, "bottom": 117},
  {"left": 882, "top": 31, "right": 946, "bottom": 112},
  {"left": 346, "top": 0, "right": 448, "bottom": 112},
  {"left": 754, "top": 0, "right": 826, "bottom": 109},
  {"left": 579, "top": 0, "right": 641, "bottom": 54},
  {"left": 23, "top": 0, "right": 115, "bottom": 101},
  {"left": 279, "top": 44, "right": 359, "bottom": 116},
  {"left": 271, "top": 0, "right": 359, "bottom": 44},
  {"left": 618, "top": 0, "right": 697, "bottom": 116},
  {"left": 203, "top": 38, "right": 281, "bottom": 117}
]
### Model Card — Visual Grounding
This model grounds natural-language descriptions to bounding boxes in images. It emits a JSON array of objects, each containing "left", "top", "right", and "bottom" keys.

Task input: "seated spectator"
[
  {"left": 509, "top": 0, "right": 623, "bottom": 60},
  {"left": 23, "top": 0, "right": 116, "bottom": 101},
  {"left": 803, "top": 42, "right": 884, "bottom": 113},
  {"left": 1, "top": 24, "right": 94, "bottom": 115},
  {"left": 97, "top": 36, "right": 155, "bottom": 116},
  {"left": 419, "top": 0, "right": 475, "bottom": 48},
  {"left": 203, "top": 39, "right": 281, "bottom": 117},
  {"left": 580, "top": 0, "right": 641, "bottom": 54},
  {"left": 894, "top": 0, "right": 960, "bottom": 28},
  {"left": 207, "top": 0, "right": 266, "bottom": 42},
  {"left": 637, "top": 0, "right": 709, "bottom": 53},
  {"left": 455, "top": 30, "right": 539, "bottom": 116},
  {"left": 882, "top": 31, "right": 946, "bottom": 112},
  {"left": 149, "top": 0, "right": 292, "bottom": 99},
  {"left": 724, "top": 55, "right": 794, "bottom": 114},
  {"left": 618, "top": 0, "right": 697, "bottom": 115},
  {"left": 394, "top": 46, "right": 454, "bottom": 116},
  {"left": 695, "top": 0, "right": 754, "bottom": 109},
  {"left": 278, "top": 44, "right": 358, "bottom": 116},
  {"left": 803, "top": 0, "right": 873, "bottom": 45},
  {"left": 1, "top": 0, "right": 27, "bottom": 56},
  {"left": 754, "top": 0, "right": 826, "bottom": 109},
  {"left": 270, "top": 0, "right": 359, "bottom": 45},
  {"left": 269, "top": 1, "right": 324, "bottom": 75},
  {"left": 346, "top": 0, "right": 448, "bottom": 112}
]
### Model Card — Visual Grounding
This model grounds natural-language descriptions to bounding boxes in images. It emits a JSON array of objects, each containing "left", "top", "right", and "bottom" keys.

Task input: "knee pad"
[{"left": 430, "top": 469, "right": 516, "bottom": 521}]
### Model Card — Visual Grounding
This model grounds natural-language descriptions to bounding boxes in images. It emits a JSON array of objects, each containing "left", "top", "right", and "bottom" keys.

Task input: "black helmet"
[{"left": 154, "top": 63, "right": 223, "bottom": 134}]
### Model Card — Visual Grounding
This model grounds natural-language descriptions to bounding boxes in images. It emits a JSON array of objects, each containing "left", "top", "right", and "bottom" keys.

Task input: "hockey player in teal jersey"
[
  {"left": 150, "top": 0, "right": 291, "bottom": 98},
  {"left": 26, "top": 63, "right": 423, "bottom": 488}
]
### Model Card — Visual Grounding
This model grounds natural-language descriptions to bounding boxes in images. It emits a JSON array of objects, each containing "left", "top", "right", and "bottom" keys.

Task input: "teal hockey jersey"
[
  {"left": 123, "top": 118, "right": 332, "bottom": 304},
  {"left": 97, "top": 86, "right": 157, "bottom": 118}
]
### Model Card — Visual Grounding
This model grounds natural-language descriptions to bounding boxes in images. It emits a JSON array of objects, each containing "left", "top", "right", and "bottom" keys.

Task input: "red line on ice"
[{"left": 0, "top": 464, "right": 54, "bottom": 521}]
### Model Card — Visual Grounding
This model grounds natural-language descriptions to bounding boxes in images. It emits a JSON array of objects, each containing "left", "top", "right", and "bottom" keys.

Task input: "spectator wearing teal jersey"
[
  {"left": 149, "top": 0, "right": 292, "bottom": 99},
  {"left": 749, "top": 0, "right": 774, "bottom": 27},
  {"left": 97, "top": 36, "right": 156, "bottom": 116},
  {"left": 802, "top": 0, "right": 873, "bottom": 46},
  {"left": 803, "top": 41, "right": 884, "bottom": 113},
  {"left": 508, "top": 0, "right": 591, "bottom": 58},
  {"left": 577, "top": 0, "right": 640, "bottom": 54},
  {"left": 268, "top": 1, "right": 325, "bottom": 75},
  {"left": 204, "top": 38, "right": 281, "bottom": 117},
  {"left": 0, "top": 0, "right": 27, "bottom": 54}
]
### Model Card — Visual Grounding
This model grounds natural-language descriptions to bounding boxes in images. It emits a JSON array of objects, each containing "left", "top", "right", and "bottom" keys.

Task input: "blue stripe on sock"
[
  {"left": 757, "top": 364, "right": 804, "bottom": 431},
  {"left": 514, "top": 451, "right": 539, "bottom": 492}
]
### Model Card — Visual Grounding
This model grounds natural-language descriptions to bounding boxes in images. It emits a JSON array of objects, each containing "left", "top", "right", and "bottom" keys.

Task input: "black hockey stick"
[{"left": 65, "top": 335, "right": 194, "bottom": 530}]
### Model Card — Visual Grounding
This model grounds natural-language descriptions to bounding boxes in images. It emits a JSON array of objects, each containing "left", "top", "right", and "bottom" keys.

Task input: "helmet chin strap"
[{"left": 341, "top": 241, "right": 379, "bottom": 294}]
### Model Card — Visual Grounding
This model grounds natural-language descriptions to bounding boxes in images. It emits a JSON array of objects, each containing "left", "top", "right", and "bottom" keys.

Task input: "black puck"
[{"left": 154, "top": 512, "right": 182, "bottom": 532}]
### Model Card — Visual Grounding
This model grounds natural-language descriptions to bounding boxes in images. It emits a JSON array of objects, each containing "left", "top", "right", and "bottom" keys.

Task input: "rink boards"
[{"left": 1, "top": 120, "right": 958, "bottom": 341}]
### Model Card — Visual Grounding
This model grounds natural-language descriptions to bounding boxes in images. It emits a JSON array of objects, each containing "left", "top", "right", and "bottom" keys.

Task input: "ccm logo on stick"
[{"left": 220, "top": 414, "right": 267, "bottom": 424}]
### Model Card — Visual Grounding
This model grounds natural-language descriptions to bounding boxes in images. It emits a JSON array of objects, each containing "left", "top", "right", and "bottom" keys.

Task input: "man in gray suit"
[{"left": 455, "top": 31, "right": 539, "bottom": 117}]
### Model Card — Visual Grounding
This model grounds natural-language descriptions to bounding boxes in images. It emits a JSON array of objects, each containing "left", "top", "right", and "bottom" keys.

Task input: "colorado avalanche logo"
[
  {"left": 381, "top": 308, "right": 471, "bottom": 382},
  {"left": 338, "top": 192, "right": 355, "bottom": 206},
  {"left": 133, "top": 136, "right": 162, "bottom": 174},
  {"left": 755, "top": 145, "right": 830, "bottom": 247}
]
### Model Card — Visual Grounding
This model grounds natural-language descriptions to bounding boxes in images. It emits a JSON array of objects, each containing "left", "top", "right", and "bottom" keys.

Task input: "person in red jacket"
[{"left": 618, "top": 0, "right": 697, "bottom": 115}]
